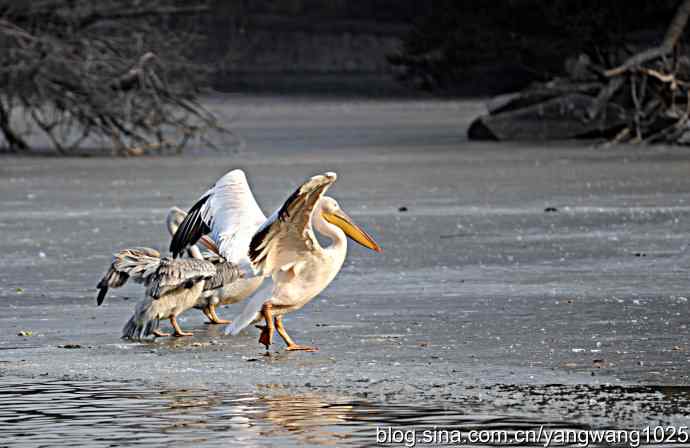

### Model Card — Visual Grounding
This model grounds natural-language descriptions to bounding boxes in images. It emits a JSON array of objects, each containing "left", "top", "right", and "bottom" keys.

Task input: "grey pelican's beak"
[
  {"left": 199, "top": 236, "right": 221, "bottom": 255},
  {"left": 323, "top": 210, "right": 382, "bottom": 253}
]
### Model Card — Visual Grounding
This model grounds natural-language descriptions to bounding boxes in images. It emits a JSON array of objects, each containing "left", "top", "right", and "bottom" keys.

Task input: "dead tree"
[
  {"left": 593, "top": 0, "right": 690, "bottom": 144},
  {"left": 469, "top": 0, "right": 690, "bottom": 145},
  {"left": 0, "top": 1, "right": 224, "bottom": 155}
]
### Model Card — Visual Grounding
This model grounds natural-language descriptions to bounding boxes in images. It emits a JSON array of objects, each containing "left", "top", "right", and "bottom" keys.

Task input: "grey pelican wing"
[
  {"left": 203, "top": 260, "right": 243, "bottom": 291},
  {"left": 96, "top": 247, "right": 162, "bottom": 305},
  {"left": 146, "top": 258, "right": 216, "bottom": 299}
]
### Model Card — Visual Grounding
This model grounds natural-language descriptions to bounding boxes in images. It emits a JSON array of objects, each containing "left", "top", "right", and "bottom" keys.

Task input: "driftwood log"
[
  {"left": 469, "top": 93, "right": 628, "bottom": 141},
  {"left": 469, "top": 0, "right": 690, "bottom": 145}
]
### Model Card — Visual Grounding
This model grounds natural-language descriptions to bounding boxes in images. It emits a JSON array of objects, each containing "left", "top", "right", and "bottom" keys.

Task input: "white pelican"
[
  {"left": 218, "top": 171, "right": 382, "bottom": 351},
  {"left": 169, "top": 170, "right": 267, "bottom": 321},
  {"left": 96, "top": 247, "right": 243, "bottom": 339}
]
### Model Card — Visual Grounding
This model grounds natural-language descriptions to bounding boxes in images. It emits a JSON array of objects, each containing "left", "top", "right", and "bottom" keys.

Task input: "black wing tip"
[
  {"left": 248, "top": 224, "right": 270, "bottom": 265},
  {"left": 96, "top": 286, "right": 108, "bottom": 306},
  {"left": 170, "top": 195, "right": 210, "bottom": 258},
  {"left": 278, "top": 185, "right": 303, "bottom": 220},
  {"left": 278, "top": 173, "right": 335, "bottom": 220},
  {"left": 170, "top": 239, "right": 184, "bottom": 259}
]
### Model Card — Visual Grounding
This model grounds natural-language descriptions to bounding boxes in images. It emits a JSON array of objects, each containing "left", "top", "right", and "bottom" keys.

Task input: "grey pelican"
[
  {"left": 166, "top": 206, "right": 264, "bottom": 325},
  {"left": 96, "top": 247, "right": 242, "bottom": 339},
  {"left": 172, "top": 170, "right": 382, "bottom": 351}
]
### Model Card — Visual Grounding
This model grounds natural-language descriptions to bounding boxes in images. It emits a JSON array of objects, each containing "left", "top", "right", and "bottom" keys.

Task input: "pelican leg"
[
  {"left": 255, "top": 303, "right": 274, "bottom": 349},
  {"left": 275, "top": 316, "right": 318, "bottom": 352},
  {"left": 153, "top": 329, "right": 171, "bottom": 338},
  {"left": 207, "top": 304, "right": 230, "bottom": 325},
  {"left": 201, "top": 306, "right": 215, "bottom": 324},
  {"left": 170, "top": 315, "right": 193, "bottom": 337}
]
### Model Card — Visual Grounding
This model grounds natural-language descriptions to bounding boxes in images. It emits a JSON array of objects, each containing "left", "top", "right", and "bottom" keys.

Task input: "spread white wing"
[
  {"left": 170, "top": 169, "right": 266, "bottom": 264},
  {"left": 248, "top": 172, "right": 336, "bottom": 275}
]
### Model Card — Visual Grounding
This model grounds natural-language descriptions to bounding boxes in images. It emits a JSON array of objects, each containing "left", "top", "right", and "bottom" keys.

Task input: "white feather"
[
  {"left": 225, "top": 279, "right": 274, "bottom": 335},
  {"left": 201, "top": 169, "right": 266, "bottom": 264}
]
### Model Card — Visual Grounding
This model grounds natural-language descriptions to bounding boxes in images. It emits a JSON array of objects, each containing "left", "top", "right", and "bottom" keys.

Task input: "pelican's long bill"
[
  {"left": 323, "top": 210, "right": 382, "bottom": 253},
  {"left": 199, "top": 235, "right": 221, "bottom": 256}
]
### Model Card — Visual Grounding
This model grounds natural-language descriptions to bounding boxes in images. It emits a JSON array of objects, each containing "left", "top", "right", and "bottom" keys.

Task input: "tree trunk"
[{"left": 0, "top": 101, "right": 28, "bottom": 152}]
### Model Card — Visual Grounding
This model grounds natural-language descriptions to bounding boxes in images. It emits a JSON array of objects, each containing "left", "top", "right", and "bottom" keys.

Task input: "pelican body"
[
  {"left": 167, "top": 207, "right": 264, "bottom": 324},
  {"left": 233, "top": 174, "right": 382, "bottom": 350},
  {"left": 255, "top": 199, "right": 349, "bottom": 315},
  {"left": 96, "top": 247, "right": 242, "bottom": 340},
  {"left": 170, "top": 170, "right": 382, "bottom": 351},
  {"left": 123, "top": 274, "right": 205, "bottom": 339}
]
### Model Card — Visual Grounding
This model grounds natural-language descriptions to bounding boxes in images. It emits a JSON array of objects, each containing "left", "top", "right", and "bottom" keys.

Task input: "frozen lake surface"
[{"left": 1, "top": 95, "right": 690, "bottom": 445}]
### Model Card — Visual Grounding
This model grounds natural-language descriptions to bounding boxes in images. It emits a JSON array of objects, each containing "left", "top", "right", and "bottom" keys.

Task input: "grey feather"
[
  {"left": 204, "top": 261, "right": 243, "bottom": 291},
  {"left": 111, "top": 247, "right": 162, "bottom": 283},
  {"left": 96, "top": 247, "right": 162, "bottom": 305},
  {"left": 96, "top": 247, "right": 216, "bottom": 304},
  {"left": 122, "top": 313, "right": 160, "bottom": 341},
  {"left": 145, "top": 257, "right": 215, "bottom": 299},
  {"left": 121, "top": 295, "right": 169, "bottom": 341}
]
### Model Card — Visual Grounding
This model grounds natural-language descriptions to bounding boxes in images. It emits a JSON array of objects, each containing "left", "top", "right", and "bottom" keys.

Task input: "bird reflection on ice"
[{"left": 0, "top": 377, "right": 688, "bottom": 447}]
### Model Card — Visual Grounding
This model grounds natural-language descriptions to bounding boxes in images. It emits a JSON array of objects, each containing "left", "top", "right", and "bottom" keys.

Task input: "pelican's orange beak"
[{"left": 323, "top": 210, "right": 382, "bottom": 253}]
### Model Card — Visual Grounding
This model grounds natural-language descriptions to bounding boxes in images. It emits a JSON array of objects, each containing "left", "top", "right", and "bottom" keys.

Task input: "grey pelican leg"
[
  {"left": 201, "top": 306, "right": 214, "bottom": 324},
  {"left": 153, "top": 329, "right": 171, "bottom": 337},
  {"left": 275, "top": 316, "right": 317, "bottom": 352},
  {"left": 202, "top": 304, "right": 231, "bottom": 325},
  {"left": 170, "top": 315, "right": 193, "bottom": 337},
  {"left": 208, "top": 304, "right": 230, "bottom": 325}
]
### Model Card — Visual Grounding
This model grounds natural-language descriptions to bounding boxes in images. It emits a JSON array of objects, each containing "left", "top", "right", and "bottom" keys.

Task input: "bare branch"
[
  {"left": 77, "top": 5, "right": 210, "bottom": 30},
  {"left": 605, "top": 0, "right": 690, "bottom": 77},
  {"left": 0, "top": 0, "right": 222, "bottom": 155}
]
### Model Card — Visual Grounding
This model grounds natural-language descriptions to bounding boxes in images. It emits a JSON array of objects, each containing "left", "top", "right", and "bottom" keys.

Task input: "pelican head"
[
  {"left": 320, "top": 197, "right": 382, "bottom": 253},
  {"left": 166, "top": 207, "right": 187, "bottom": 235}
]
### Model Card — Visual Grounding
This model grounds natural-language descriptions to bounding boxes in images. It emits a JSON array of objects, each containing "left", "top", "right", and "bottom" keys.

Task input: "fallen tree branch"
[
  {"left": 605, "top": 0, "right": 690, "bottom": 77},
  {"left": 587, "top": 76, "right": 624, "bottom": 119}
]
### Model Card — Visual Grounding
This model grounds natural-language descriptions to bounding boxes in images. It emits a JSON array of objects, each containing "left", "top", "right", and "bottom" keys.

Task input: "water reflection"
[
  {"left": 258, "top": 392, "right": 356, "bottom": 446},
  {"left": 0, "top": 377, "right": 689, "bottom": 447}
]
